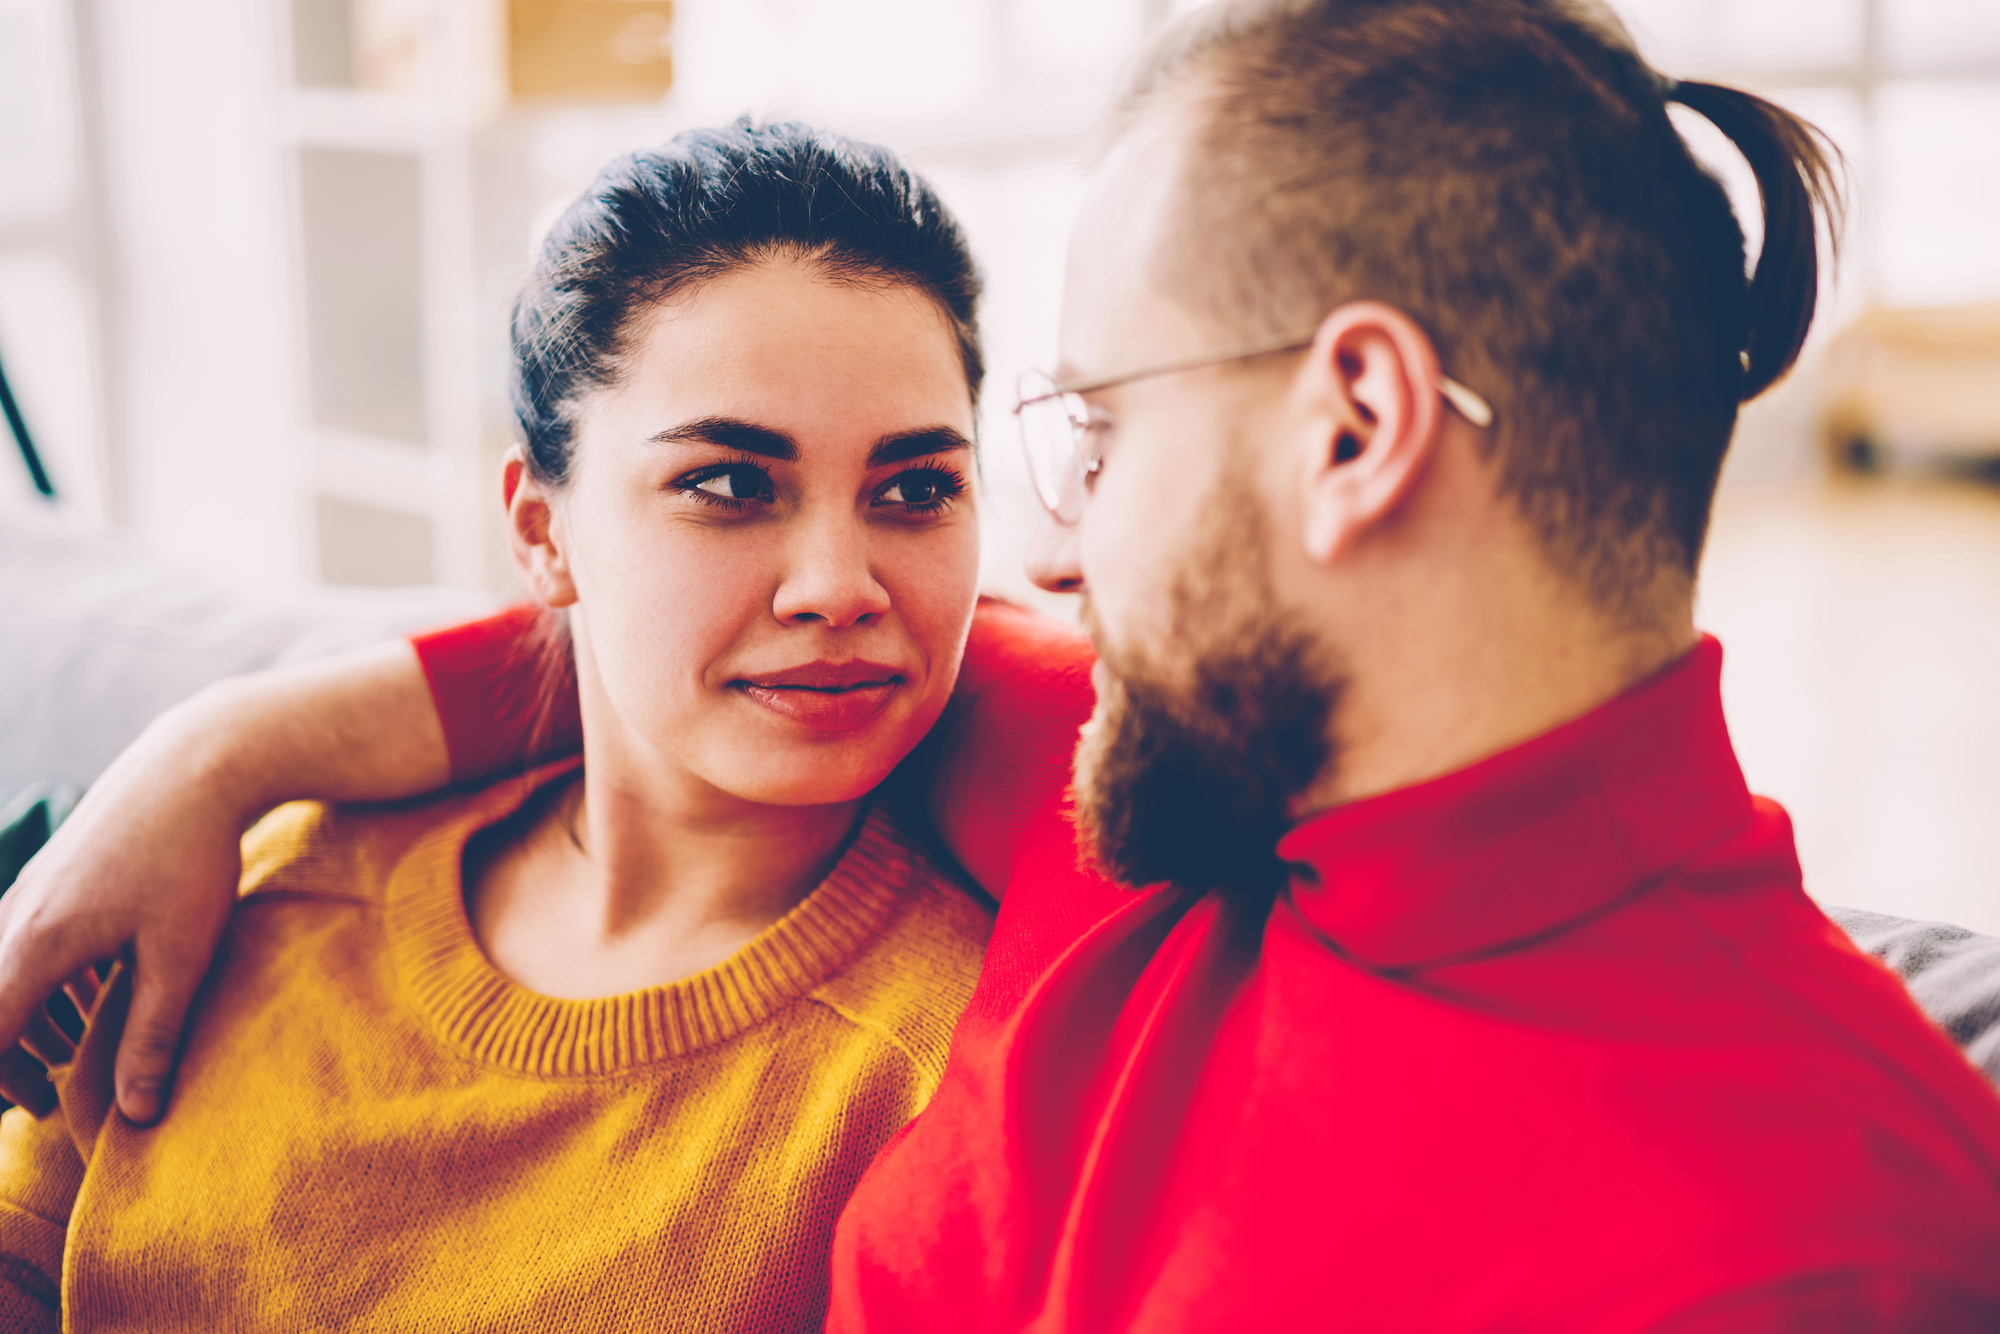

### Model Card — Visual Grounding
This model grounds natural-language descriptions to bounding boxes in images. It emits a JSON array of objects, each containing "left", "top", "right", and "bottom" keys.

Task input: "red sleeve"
[
  {"left": 907, "top": 597, "right": 1096, "bottom": 897},
  {"left": 1657, "top": 1270, "right": 2000, "bottom": 1332},
  {"left": 410, "top": 603, "right": 581, "bottom": 783}
]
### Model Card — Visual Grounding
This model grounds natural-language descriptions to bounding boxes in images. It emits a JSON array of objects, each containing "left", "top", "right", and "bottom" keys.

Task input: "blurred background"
[{"left": 0, "top": 0, "right": 1996, "bottom": 930}]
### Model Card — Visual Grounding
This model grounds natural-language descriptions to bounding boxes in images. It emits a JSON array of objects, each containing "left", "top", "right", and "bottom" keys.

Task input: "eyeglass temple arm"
[
  {"left": 1025, "top": 328, "right": 1494, "bottom": 428},
  {"left": 1438, "top": 377, "right": 1493, "bottom": 428},
  {"left": 1025, "top": 370, "right": 1493, "bottom": 429}
]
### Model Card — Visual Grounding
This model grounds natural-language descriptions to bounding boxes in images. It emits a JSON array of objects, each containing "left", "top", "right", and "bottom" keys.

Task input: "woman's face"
[{"left": 510, "top": 255, "right": 981, "bottom": 808}]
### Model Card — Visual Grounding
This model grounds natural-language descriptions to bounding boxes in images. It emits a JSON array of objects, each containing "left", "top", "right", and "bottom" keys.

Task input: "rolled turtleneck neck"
[{"left": 1277, "top": 635, "right": 1754, "bottom": 972}]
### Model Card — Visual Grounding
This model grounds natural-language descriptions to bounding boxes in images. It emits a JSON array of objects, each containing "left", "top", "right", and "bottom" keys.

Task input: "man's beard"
[{"left": 1072, "top": 481, "right": 1341, "bottom": 895}]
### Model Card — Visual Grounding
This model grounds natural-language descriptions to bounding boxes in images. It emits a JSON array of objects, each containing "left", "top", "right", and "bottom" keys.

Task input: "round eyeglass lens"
[{"left": 1014, "top": 369, "right": 1085, "bottom": 519}]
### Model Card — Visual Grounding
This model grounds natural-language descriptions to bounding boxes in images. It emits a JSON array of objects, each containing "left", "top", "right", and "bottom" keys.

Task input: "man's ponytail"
[{"left": 1666, "top": 81, "right": 1846, "bottom": 401}]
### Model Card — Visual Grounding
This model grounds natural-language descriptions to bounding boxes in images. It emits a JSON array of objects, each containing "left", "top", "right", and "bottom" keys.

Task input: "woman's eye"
[
  {"left": 883, "top": 475, "right": 939, "bottom": 505},
  {"left": 677, "top": 464, "right": 773, "bottom": 506},
  {"left": 875, "top": 467, "right": 965, "bottom": 514}
]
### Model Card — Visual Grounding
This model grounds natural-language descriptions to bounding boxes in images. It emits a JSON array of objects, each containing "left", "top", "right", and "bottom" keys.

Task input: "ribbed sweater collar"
[{"left": 385, "top": 761, "right": 914, "bottom": 1075}]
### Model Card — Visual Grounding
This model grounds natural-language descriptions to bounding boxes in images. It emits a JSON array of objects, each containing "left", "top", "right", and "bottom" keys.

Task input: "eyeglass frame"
[{"left": 1011, "top": 331, "right": 1495, "bottom": 523}]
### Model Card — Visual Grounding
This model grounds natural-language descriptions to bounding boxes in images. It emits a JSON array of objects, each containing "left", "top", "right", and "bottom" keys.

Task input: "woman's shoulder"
[
  {"left": 803, "top": 808, "right": 994, "bottom": 1086},
  {"left": 238, "top": 767, "right": 565, "bottom": 907},
  {"left": 238, "top": 800, "right": 392, "bottom": 907}
]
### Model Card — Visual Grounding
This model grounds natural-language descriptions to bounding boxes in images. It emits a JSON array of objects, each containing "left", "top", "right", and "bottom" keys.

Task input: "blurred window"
[
  {"left": 298, "top": 149, "right": 429, "bottom": 447},
  {"left": 0, "top": 0, "right": 104, "bottom": 518},
  {"left": 1874, "top": 80, "right": 2000, "bottom": 304},
  {"left": 316, "top": 494, "right": 436, "bottom": 586},
  {"left": 1614, "top": 0, "right": 2000, "bottom": 315},
  {"left": 291, "top": 0, "right": 356, "bottom": 89},
  {"left": 1885, "top": 0, "right": 2000, "bottom": 70},
  {"left": 1619, "top": 0, "right": 1868, "bottom": 71}
]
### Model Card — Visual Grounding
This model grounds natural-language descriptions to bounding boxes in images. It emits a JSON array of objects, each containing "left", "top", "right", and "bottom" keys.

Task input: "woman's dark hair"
[
  {"left": 1123, "top": 0, "right": 1845, "bottom": 623},
  {"left": 511, "top": 118, "right": 984, "bottom": 486}
]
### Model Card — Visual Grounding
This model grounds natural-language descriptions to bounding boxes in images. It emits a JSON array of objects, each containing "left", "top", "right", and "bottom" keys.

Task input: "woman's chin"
[
  {"left": 721, "top": 760, "right": 899, "bottom": 809},
  {"left": 701, "top": 713, "right": 925, "bottom": 808}
]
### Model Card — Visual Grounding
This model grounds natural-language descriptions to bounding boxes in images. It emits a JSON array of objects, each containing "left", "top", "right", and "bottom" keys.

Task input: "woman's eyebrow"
[
  {"left": 650, "top": 417, "right": 798, "bottom": 461},
  {"left": 868, "top": 427, "right": 973, "bottom": 467}
]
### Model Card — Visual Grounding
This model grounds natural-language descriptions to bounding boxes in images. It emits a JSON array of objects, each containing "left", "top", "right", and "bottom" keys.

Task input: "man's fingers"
[
  {"left": 0, "top": 902, "right": 112, "bottom": 1059},
  {"left": 114, "top": 948, "right": 207, "bottom": 1126},
  {"left": 61, "top": 966, "right": 103, "bottom": 1018},
  {"left": 17, "top": 1007, "right": 75, "bottom": 1069}
]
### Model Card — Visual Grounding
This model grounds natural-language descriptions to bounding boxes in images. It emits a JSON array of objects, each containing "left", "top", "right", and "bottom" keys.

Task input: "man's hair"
[{"left": 1120, "top": 0, "right": 1842, "bottom": 617}]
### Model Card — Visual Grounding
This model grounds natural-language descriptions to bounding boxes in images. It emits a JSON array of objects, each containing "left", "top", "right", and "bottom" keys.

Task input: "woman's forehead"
[
  {"left": 598, "top": 266, "right": 973, "bottom": 441},
  {"left": 641, "top": 258, "right": 962, "bottom": 367}
]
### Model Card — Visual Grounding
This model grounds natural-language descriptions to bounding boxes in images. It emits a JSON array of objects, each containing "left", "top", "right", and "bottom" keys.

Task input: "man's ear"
[
  {"left": 503, "top": 447, "right": 578, "bottom": 608},
  {"left": 1295, "top": 300, "right": 1447, "bottom": 565}
]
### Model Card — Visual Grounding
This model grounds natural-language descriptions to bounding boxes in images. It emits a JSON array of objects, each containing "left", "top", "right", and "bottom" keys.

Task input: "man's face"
[{"left": 1046, "top": 107, "right": 1339, "bottom": 891}]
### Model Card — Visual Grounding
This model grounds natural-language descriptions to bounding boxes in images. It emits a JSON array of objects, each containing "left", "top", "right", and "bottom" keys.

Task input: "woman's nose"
[
  {"left": 772, "top": 517, "right": 893, "bottom": 628},
  {"left": 1025, "top": 512, "right": 1085, "bottom": 593}
]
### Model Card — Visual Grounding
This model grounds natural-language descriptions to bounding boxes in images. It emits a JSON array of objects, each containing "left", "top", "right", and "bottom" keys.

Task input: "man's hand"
[
  {"left": 0, "top": 640, "right": 449, "bottom": 1123},
  {"left": 0, "top": 733, "right": 247, "bottom": 1122}
]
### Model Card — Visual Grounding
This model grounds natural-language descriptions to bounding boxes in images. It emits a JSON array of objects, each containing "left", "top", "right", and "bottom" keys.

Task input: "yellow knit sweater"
[{"left": 0, "top": 767, "right": 991, "bottom": 1333}]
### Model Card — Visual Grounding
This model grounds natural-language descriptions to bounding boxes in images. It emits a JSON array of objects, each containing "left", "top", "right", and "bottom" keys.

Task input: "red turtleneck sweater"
[{"left": 415, "top": 601, "right": 2000, "bottom": 1331}]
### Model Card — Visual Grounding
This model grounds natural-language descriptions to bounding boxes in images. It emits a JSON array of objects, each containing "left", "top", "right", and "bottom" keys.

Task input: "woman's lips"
[{"left": 733, "top": 661, "right": 905, "bottom": 733}]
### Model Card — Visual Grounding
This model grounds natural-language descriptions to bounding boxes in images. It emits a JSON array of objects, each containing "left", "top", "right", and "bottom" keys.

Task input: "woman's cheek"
[
  {"left": 590, "top": 524, "right": 774, "bottom": 734},
  {"left": 883, "top": 520, "right": 981, "bottom": 699}
]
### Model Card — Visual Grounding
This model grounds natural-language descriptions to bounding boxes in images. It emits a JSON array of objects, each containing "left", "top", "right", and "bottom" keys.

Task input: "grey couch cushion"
[
  {"left": 1, "top": 497, "right": 495, "bottom": 792},
  {"left": 1829, "top": 905, "right": 2000, "bottom": 1089}
]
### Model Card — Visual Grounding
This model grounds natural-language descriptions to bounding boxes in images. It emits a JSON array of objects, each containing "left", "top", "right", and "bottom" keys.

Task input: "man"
[{"left": 6, "top": 0, "right": 2000, "bottom": 1328}]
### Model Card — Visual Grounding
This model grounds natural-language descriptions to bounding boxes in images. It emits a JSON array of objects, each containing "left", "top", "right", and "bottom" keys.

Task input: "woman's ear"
[
  {"left": 1296, "top": 301, "right": 1447, "bottom": 565},
  {"left": 503, "top": 448, "right": 579, "bottom": 608}
]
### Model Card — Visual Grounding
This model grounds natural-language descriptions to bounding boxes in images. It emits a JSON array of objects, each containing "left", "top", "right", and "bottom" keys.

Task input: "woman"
[{"left": 0, "top": 118, "right": 1013, "bottom": 1332}]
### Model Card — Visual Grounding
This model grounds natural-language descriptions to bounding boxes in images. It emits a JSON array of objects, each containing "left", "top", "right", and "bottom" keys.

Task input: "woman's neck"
[{"left": 466, "top": 663, "right": 868, "bottom": 1001}]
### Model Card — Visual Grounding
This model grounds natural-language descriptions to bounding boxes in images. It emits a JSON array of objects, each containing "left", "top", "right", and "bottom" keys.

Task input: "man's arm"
[
  {"left": 0, "top": 639, "right": 447, "bottom": 1125},
  {"left": 906, "top": 597, "right": 1097, "bottom": 896}
]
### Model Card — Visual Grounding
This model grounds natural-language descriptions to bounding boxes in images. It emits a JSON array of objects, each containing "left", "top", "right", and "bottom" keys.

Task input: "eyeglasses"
[{"left": 1012, "top": 332, "right": 1495, "bottom": 524}]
